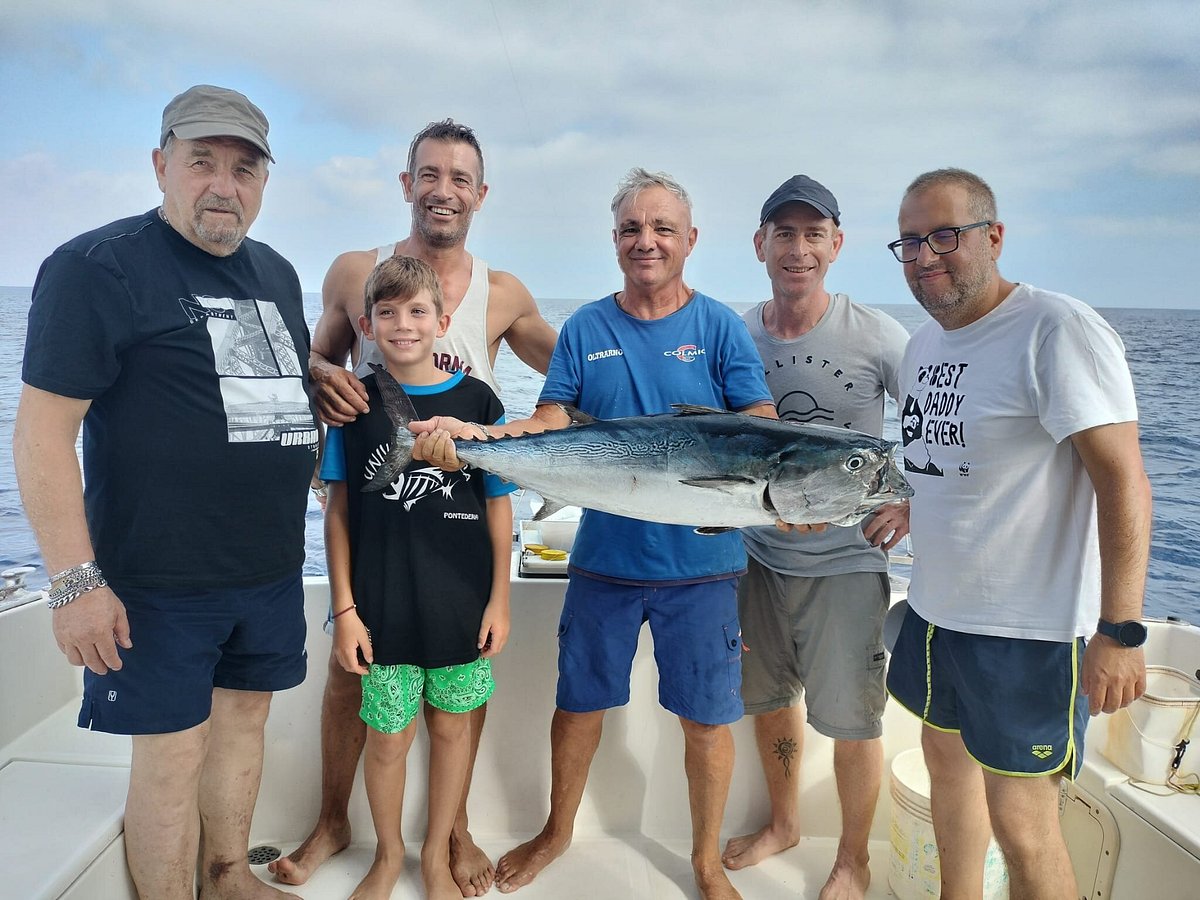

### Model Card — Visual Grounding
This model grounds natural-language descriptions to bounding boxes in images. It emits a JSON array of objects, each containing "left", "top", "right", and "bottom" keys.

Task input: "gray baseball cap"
[
  {"left": 760, "top": 174, "right": 840, "bottom": 225},
  {"left": 160, "top": 84, "right": 274, "bottom": 162}
]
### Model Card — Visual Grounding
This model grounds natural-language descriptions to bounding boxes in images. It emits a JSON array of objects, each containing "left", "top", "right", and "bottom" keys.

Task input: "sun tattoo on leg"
[{"left": 773, "top": 737, "right": 798, "bottom": 778}]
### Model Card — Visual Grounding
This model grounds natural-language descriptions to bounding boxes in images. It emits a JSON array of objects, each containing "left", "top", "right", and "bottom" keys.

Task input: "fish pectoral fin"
[
  {"left": 670, "top": 403, "right": 728, "bottom": 416},
  {"left": 532, "top": 497, "right": 571, "bottom": 521},
  {"left": 559, "top": 405, "right": 597, "bottom": 426},
  {"left": 679, "top": 475, "right": 758, "bottom": 491},
  {"left": 694, "top": 526, "right": 740, "bottom": 535}
]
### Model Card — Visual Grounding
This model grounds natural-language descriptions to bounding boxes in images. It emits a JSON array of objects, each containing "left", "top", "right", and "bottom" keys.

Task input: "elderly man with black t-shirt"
[{"left": 13, "top": 85, "right": 317, "bottom": 900}]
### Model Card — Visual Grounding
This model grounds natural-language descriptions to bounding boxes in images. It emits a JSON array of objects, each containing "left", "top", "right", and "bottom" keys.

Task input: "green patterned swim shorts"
[{"left": 360, "top": 658, "right": 495, "bottom": 734}]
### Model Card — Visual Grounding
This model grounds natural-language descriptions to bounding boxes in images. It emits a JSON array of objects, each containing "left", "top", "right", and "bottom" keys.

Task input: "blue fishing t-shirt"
[{"left": 538, "top": 292, "right": 772, "bottom": 583}]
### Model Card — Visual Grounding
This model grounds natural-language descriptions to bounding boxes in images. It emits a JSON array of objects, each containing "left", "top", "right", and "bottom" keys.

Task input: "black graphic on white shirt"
[
  {"left": 901, "top": 393, "right": 943, "bottom": 476},
  {"left": 902, "top": 361, "right": 970, "bottom": 477}
]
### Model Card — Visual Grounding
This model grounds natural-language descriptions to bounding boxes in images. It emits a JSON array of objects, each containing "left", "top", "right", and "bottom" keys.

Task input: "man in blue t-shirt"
[
  {"left": 412, "top": 169, "right": 806, "bottom": 900},
  {"left": 14, "top": 85, "right": 315, "bottom": 900}
]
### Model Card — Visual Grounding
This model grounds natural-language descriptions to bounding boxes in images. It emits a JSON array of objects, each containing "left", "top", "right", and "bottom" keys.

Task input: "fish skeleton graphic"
[{"left": 383, "top": 465, "right": 471, "bottom": 510}]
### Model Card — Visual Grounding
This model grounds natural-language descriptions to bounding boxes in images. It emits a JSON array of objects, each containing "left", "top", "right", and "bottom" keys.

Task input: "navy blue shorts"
[
  {"left": 556, "top": 572, "right": 743, "bottom": 725},
  {"left": 886, "top": 605, "right": 1088, "bottom": 777},
  {"left": 79, "top": 573, "right": 307, "bottom": 735}
]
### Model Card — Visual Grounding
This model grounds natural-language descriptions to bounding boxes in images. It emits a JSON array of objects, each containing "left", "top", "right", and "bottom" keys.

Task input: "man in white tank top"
[
  {"left": 271, "top": 120, "right": 556, "bottom": 895},
  {"left": 355, "top": 247, "right": 498, "bottom": 391}
]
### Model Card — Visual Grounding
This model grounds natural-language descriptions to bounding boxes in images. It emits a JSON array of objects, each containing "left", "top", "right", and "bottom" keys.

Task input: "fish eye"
[{"left": 846, "top": 453, "right": 866, "bottom": 472}]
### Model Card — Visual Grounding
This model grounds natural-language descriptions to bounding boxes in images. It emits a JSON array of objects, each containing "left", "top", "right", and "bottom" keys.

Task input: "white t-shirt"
[{"left": 899, "top": 283, "right": 1138, "bottom": 641}]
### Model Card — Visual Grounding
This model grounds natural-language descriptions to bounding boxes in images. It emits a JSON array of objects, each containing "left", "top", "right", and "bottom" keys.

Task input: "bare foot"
[
  {"left": 695, "top": 859, "right": 743, "bottom": 900},
  {"left": 200, "top": 865, "right": 302, "bottom": 900},
  {"left": 817, "top": 851, "right": 871, "bottom": 900},
  {"left": 721, "top": 822, "right": 800, "bottom": 870},
  {"left": 423, "top": 848, "right": 464, "bottom": 900},
  {"left": 451, "top": 829, "right": 495, "bottom": 896},
  {"left": 268, "top": 819, "right": 352, "bottom": 885},
  {"left": 493, "top": 830, "right": 571, "bottom": 894},
  {"left": 349, "top": 848, "right": 405, "bottom": 900}
]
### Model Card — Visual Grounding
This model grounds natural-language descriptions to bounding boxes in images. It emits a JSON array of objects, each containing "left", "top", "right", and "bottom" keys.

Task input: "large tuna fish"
[{"left": 363, "top": 364, "right": 912, "bottom": 529}]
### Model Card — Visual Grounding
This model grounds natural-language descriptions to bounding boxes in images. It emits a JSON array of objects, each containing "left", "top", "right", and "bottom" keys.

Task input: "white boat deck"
[
  {"left": 3, "top": 562, "right": 1200, "bottom": 899},
  {"left": 251, "top": 837, "right": 895, "bottom": 898}
]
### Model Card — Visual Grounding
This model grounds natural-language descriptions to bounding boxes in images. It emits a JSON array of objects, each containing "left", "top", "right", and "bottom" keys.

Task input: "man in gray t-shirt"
[{"left": 721, "top": 176, "right": 909, "bottom": 897}]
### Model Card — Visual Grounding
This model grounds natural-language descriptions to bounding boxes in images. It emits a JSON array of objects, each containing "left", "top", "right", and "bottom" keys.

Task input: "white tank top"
[{"left": 355, "top": 245, "right": 499, "bottom": 394}]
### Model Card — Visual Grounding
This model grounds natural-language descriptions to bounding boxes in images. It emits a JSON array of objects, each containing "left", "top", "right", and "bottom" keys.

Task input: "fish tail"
[{"left": 361, "top": 363, "right": 418, "bottom": 492}]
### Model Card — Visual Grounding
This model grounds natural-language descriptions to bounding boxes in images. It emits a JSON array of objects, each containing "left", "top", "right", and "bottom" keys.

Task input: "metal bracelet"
[
  {"left": 45, "top": 560, "right": 108, "bottom": 609},
  {"left": 47, "top": 560, "right": 99, "bottom": 584}
]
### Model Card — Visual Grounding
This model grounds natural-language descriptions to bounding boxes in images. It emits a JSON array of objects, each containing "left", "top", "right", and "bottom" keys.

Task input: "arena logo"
[{"left": 664, "top": 344, "right": 706, "bottom": 363}]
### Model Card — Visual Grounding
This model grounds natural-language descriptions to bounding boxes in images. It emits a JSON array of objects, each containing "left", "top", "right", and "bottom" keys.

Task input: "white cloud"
[{"left": 1, "top": 0, "right": 1197, "bottom": 305}]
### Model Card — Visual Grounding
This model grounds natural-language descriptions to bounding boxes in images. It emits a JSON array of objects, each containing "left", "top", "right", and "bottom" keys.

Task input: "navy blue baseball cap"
[{"left": 760, "top": 175, "right": 840, "bottom": 225}]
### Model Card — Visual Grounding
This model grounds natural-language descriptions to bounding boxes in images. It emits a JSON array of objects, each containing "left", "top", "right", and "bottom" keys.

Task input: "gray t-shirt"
[{"left": 742, "top": 293, "right": 909, "bottom": 577}]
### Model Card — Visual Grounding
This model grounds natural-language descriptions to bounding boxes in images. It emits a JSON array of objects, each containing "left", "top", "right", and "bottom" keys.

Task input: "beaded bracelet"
[{"left": 46, "top": 560, "right": 108, "bottom": 609}]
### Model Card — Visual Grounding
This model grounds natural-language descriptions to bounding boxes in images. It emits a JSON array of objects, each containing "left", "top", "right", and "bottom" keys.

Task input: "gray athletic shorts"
[{"left": 738, "top": 558, "right": 888, "bottom": 740}]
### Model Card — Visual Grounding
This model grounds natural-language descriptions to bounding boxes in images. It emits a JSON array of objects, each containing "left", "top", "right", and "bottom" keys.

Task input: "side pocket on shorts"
[
  {"left": 722, "top": 615, "right": 743, "bottom": 700},
  {"left": 863, "top": 639, "right": 888, "bottom": 723}
]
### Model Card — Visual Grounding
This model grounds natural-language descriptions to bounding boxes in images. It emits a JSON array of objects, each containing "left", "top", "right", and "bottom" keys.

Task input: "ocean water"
[{"left": 2, "top": 288, "right": 1197, "bottom": 621}]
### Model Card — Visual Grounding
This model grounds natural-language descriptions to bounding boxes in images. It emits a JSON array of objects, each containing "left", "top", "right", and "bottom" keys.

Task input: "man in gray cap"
[
  {"left": 14, "top": 84, "right": 315, "bottom": 900},
  {"left": 721, "top": 175, "right": 909, "bottom": 899}
]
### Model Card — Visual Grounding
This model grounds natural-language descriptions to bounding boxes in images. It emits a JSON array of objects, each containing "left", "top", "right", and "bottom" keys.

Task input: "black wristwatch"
[{"left": 1097, "top": 618, "right": 1148, "bottom": 648}]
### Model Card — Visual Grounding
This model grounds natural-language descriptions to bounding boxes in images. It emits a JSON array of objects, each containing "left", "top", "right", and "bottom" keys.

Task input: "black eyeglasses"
[{"left": 887, "top": 221, "right": 992, "bottom": 263}]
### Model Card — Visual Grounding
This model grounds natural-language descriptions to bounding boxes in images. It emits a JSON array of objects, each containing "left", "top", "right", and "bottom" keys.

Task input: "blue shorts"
[
  {"left": 886, "top": 605, "right": 1087, "bottom": 777},
  {"left": 556, "top": 572, "right": 742, "bottom": 725},
  {"left": 79, "top": 573, "right": 307, "bottom": 735}
]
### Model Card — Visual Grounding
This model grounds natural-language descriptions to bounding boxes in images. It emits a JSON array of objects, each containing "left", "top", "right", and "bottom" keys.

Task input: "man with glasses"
[
  {"left": 885, "top": 168, "right": 1152, "bottom": 898},
  {"left": 721, "top": 175, "right": 909, "bottom": 899}
]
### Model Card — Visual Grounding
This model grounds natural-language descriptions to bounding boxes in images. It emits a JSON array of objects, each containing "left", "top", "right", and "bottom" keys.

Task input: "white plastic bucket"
[
  {"left": 1102, "top": 665, "right": 1200, "bottom": 784},
  {"left": 889, "top": 748, "right": 1010, "bottom": 899}
]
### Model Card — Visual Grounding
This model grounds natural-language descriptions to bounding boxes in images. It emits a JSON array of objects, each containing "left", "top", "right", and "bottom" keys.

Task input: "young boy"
[{"left": 320, "top": 255, "right": 515, "bottom": 900}]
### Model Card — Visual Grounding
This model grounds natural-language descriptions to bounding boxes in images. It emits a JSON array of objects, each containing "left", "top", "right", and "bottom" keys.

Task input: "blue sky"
[{"left": 2, "top": 1, "right": 1197, "bottom": 307}]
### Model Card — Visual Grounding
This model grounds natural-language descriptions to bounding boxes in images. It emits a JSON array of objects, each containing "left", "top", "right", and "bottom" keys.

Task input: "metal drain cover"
[{"left": 248, "top": 844, "right": 282, "bottom": 865}]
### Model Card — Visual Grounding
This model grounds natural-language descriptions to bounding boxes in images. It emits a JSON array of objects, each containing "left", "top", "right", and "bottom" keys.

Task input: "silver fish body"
[
  {"left": 365, "top": 365, "right": 913, "bottom": 529},
  {"left": 455, "top": 410, "right": 911, "bottom": 527}
]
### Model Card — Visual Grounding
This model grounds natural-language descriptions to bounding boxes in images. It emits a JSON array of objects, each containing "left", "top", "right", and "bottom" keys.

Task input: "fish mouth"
[{"left": 871, "top": 449, "right": 914, "bottom": 501}]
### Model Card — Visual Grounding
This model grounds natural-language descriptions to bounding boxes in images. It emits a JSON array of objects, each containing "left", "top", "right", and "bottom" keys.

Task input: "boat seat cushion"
[{"left": 0, "top": 760, "right": 128, "bottom": 899}]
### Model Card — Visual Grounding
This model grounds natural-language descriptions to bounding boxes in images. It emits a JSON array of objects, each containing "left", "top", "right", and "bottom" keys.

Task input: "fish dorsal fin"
[
  {"left": 679, "top": 475, "right": 758, "bottom": 489},
  {"left": 559, "top": 405, "right": 597, "bottom": 426},
  {"left": 671, "top": 403, "right": 728, "bottom": 416},
  {"left": 368, "top": 363, "right": 420, "bottom": 427}
]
